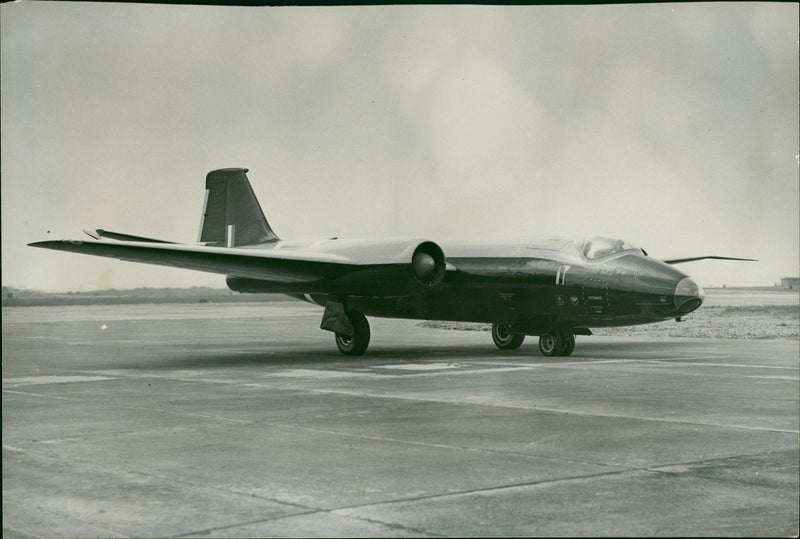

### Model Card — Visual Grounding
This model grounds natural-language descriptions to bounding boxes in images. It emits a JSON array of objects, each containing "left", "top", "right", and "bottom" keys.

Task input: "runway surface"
[{"left": 3, "top": 302, "right": 798, "bottom": 537}]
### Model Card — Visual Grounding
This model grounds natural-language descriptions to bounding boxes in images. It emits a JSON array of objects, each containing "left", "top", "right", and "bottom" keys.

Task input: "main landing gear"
[
  {"left": 334, "top": 310, "right": 371, "bottom": 356},
  {"left": 320, "top": 300, "right": 371, "bottom": 356},
  {"left": 491, "top": 323, "right": 576, "bottom": 357}
]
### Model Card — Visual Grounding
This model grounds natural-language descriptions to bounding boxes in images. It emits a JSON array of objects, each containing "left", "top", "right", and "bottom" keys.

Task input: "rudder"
[{"left": 198, "top": 168, "right": 279, "bottom": 247}]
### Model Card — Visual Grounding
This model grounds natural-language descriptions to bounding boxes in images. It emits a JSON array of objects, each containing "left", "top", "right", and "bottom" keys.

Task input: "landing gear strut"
[
  {"left": 335, "top": 310, "right": 371, "bottom": 356},
  {"left": 491, "top": 323, "right": 525, "bottom": 350},
  {"left": 538, "top": 330, "right": 575, "bottom": 357}
]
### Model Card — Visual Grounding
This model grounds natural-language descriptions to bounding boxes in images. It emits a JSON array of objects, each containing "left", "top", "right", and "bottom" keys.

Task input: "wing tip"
[{"left": 28, "top": 240, "right": 53, "bottom": 247}]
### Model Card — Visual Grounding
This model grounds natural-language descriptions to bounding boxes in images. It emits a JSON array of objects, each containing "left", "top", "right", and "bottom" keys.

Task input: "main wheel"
[
  {"left": 538, "top": 333, "right": 563, "bottom": 357},
  {"left": 560, "top": 334, "right": 576, "bottom": 356},
  {"left": 492, "top": 323, "right": 525, "bottom": 350},
  {"left": 335, "top": 311, "right": 370, "bottom": 356}
]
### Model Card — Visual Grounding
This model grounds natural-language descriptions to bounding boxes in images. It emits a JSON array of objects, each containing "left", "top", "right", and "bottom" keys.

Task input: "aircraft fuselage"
[{"left": 226, "top": 237, "right": 702, "bottom": 337}]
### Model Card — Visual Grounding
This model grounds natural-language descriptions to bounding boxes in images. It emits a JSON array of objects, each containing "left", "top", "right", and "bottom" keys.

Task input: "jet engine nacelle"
[
  {"left": 331, "top": 239, "right": 447, "bottom": 295},
  {"left": 225, "top": 239, "right": 447, "bottom": 296}
]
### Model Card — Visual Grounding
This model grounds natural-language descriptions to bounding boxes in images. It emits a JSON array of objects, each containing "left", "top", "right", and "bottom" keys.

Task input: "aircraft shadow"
[
  {"left": 115, "top": 338, "right": 690, "bottom": 371},
  {"left": 141, "top": 345, "right": 515, "bottom": 370}
]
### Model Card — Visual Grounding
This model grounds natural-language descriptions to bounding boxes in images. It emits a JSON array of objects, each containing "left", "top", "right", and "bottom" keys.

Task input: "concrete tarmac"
[{"left": 3, "top": 302, "right": 798, "bottom": 537}]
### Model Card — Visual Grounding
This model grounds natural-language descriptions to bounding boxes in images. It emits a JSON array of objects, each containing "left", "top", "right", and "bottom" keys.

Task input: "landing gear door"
[{"left": 582, "top": 278, "right": 613, "bottom": 319}]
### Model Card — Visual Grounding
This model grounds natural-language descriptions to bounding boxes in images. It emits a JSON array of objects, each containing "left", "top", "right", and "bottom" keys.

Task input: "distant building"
[{"left": 781, "top": 277, "right": 800, "bottom": 289}]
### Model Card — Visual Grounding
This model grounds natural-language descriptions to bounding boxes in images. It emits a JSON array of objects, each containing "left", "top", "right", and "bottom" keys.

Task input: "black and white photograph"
[{"left": 2, "top": 1, "right": 798, "bottom": 537}]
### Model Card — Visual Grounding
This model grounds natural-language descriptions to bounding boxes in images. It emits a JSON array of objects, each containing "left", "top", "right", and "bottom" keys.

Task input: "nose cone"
[{"left": 674, "top": 277, "right": 705, "bottom": 315}]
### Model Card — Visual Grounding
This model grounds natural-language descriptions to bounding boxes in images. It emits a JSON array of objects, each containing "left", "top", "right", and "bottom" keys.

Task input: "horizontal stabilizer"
[
  {"left": 84, "top": 229, "right": 176, "bottom": 244},
  {"left": 663, "top": 255, "right": 756, "bottom": 265}
]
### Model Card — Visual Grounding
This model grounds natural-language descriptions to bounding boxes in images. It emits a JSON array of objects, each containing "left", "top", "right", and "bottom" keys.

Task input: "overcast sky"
[{"left": 2, "top": 2, "right": 798, "bottom": 291}]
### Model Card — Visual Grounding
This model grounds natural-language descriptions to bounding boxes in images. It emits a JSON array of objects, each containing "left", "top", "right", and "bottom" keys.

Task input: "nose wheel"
[{"left": 538, "top": 331, "right": 575, "bottom": 357}]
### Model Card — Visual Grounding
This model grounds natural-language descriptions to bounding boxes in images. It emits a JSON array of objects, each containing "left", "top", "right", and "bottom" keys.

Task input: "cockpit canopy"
[{"left": 581, "top": 235, "right": 643, "bottom": 260}]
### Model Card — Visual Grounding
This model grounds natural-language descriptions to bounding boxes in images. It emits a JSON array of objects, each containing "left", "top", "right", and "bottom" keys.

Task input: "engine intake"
[{"left": 411, "top": 241, "right": 446, "bottom": 287}]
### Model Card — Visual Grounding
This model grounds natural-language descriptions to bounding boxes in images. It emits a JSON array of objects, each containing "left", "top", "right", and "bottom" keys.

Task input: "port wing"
[
  {"left": 29, "top": 237, "right": 448, "bottom": 293},
  {"left": 29, "top": 239, "right": 352, "bottom": 283}
]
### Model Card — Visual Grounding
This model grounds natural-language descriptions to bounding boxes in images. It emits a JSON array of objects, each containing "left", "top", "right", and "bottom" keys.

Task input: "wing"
[
  {"left": 662, "top": 255, "right": 757, "bottom": 265},
  {"left": 30, "top": 239, "right": 355, "bottom": 282},
  {"left": 28, "top": 237, "right": 447, "bottom": 294}
]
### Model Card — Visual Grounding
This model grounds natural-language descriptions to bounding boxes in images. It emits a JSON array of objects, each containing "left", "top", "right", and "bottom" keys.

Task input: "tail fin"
[{"left": 198, "top": 168, "right": 279, "bottom": 247}]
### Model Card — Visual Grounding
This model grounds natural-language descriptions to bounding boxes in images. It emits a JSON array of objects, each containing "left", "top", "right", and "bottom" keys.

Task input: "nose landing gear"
[{"left": 492, "top": 323, "right": 576, "bottom": 357}]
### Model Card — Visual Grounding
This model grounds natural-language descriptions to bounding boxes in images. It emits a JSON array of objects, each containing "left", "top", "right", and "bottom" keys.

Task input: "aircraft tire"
[
  {"left": 491, "top": 323, "right": 525, "bottom": 350},
  {"left": 560, "top": 334, "right": 576, "bottom": 356},
  {"left": 335, "top": 311, "right": 371, "bottom": 356},
  {"left": 538, "top": 333, "right": 563, "bottom": 357}
]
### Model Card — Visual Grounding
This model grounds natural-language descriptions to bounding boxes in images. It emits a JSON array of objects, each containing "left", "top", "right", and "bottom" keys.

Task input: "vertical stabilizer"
[{"left": 198, "top": 168, "right": 279, "bottom": 246}]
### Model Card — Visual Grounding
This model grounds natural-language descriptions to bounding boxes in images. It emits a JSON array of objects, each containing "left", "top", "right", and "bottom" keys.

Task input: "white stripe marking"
[{"left": 3, "top": 375, "right": 117, "bottom": 387}]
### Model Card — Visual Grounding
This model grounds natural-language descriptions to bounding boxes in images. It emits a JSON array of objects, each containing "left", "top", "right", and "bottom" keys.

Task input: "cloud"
[{"left": 426, "top": 52, "right": 542, "bottom": 186}]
